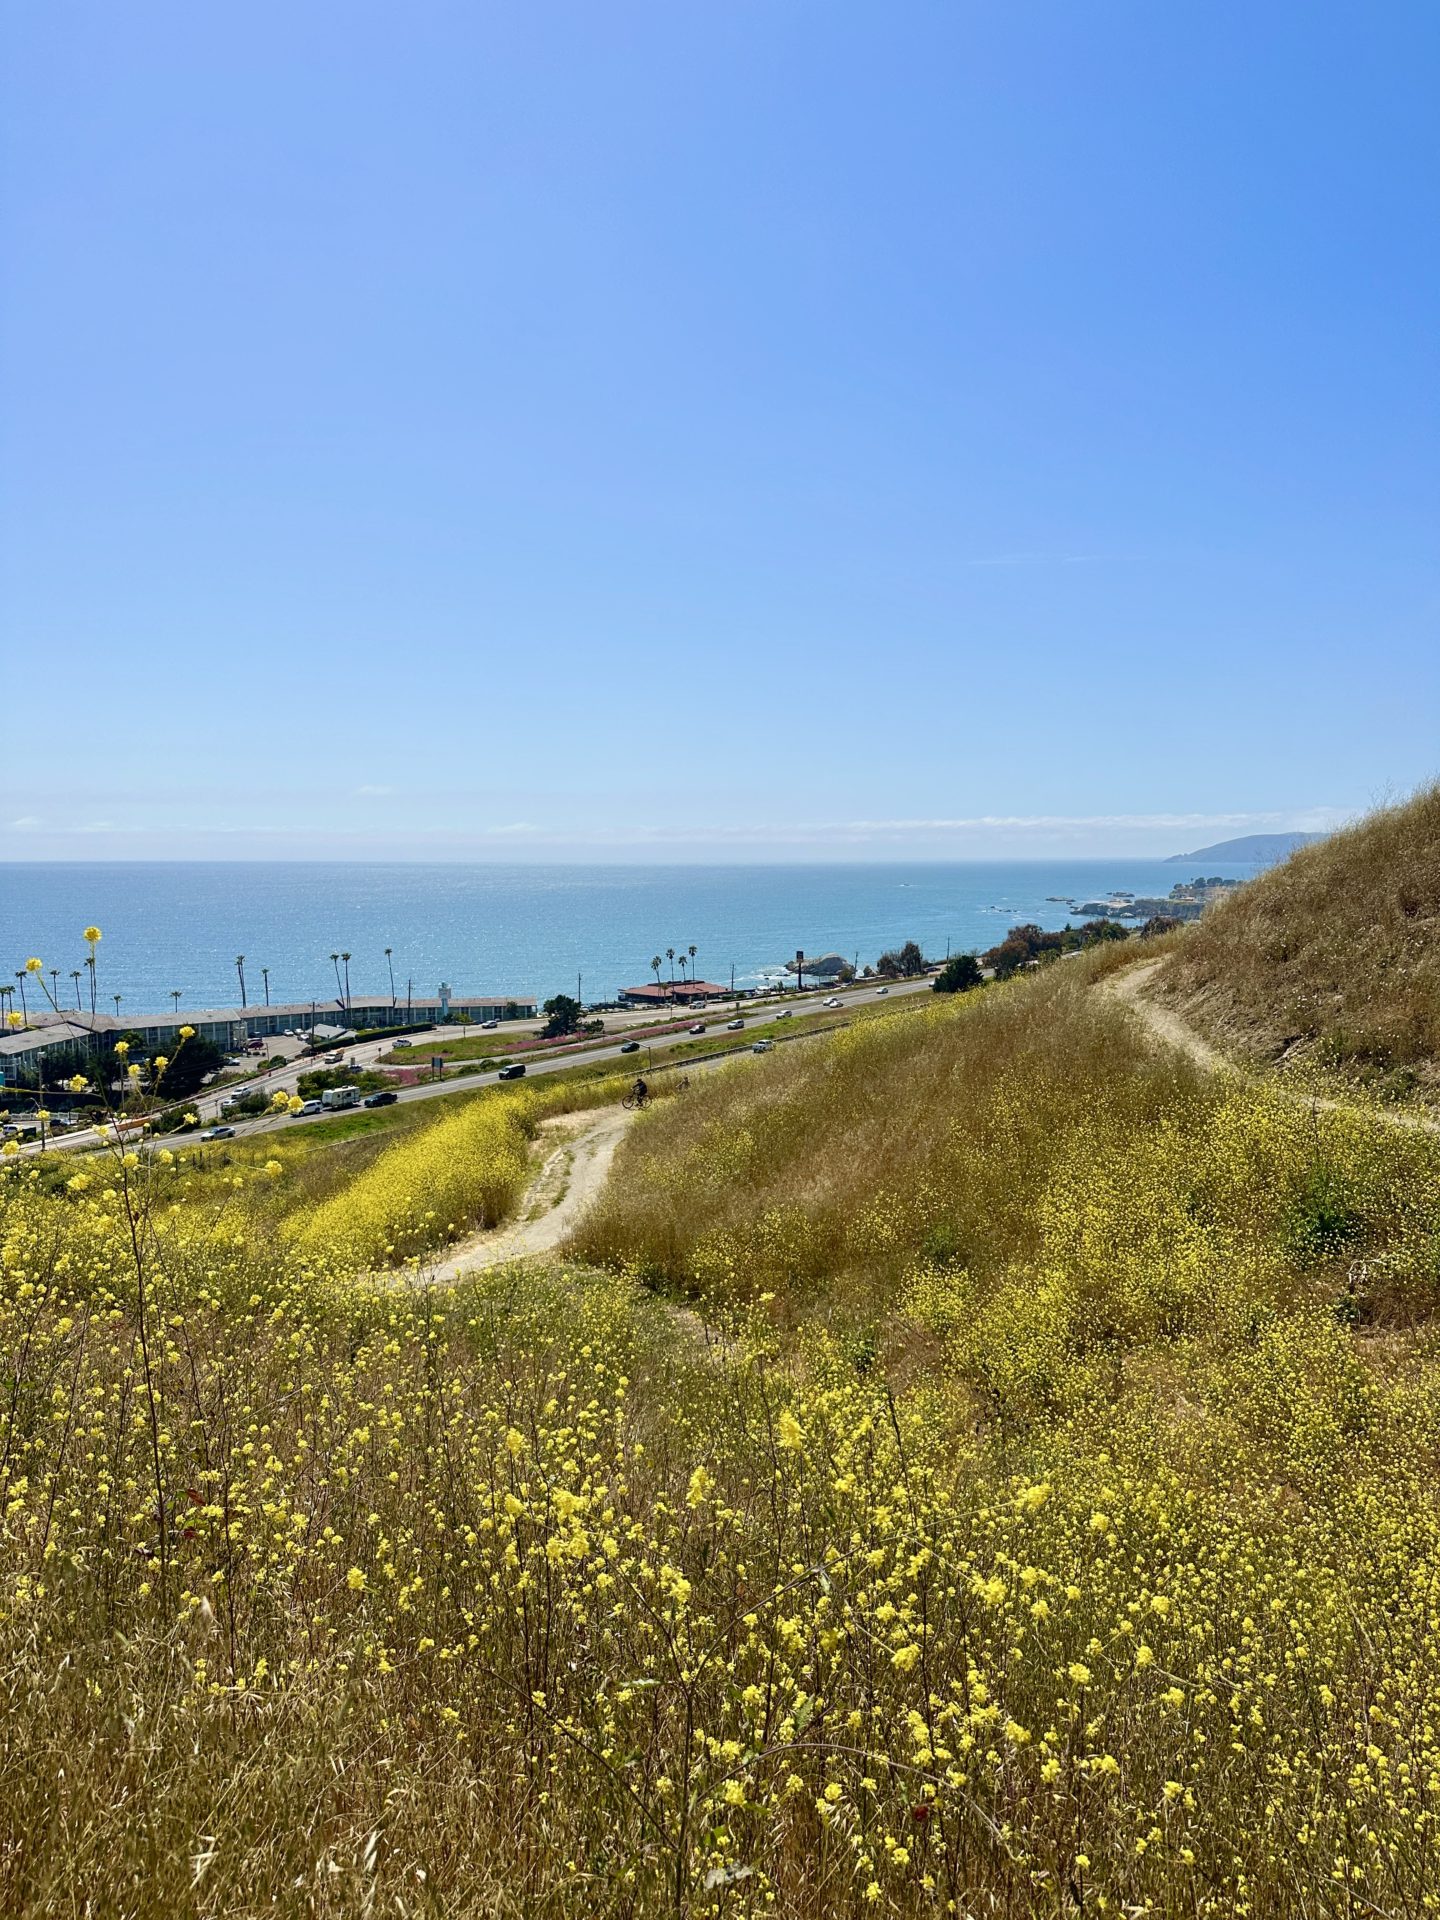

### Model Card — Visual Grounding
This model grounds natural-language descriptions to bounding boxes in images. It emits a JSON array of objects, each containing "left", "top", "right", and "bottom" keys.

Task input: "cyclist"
[{"left": 631, "top": 1076, "right": 649, "bottom": 1108}]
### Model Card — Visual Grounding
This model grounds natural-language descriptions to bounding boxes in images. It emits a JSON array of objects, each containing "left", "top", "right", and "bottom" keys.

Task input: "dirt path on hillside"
[
  {"left": 1104, "top": 962, "right": 1232, "bottom": 1074},
  {"left": 1104, "top": 961, "right": 1440, "bottom": 1135},
  {"left": 420, "top": 1106, "right": 636, "bottom": 1282}
]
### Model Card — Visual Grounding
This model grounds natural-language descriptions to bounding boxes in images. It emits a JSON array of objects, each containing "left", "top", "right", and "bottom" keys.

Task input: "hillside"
[
  {"left": 1155, "top": 784, "right": 1440, "bottom": 1099},
  {"left": 10, "top": 900, "right": 1440, "bottom": 1915},
  {"left": 1164, "top": 830, "right": 1323, "bottom": 864}
]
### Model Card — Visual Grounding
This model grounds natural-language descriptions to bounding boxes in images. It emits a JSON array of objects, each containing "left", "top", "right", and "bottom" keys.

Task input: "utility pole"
[
  {"left": 385, "top": 948, "right": 396, "bottom": 1005},
  {"left": 578, "top": 970, "right": 582, "bottom": 1009},
  {"left": 406, "top": 977, "right": 413, "bottom": 1023}
]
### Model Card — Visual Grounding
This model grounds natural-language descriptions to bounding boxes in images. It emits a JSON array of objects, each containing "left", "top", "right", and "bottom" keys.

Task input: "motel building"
[{"left": 0, "top": 985, "right": 536, "bottom": 1092}]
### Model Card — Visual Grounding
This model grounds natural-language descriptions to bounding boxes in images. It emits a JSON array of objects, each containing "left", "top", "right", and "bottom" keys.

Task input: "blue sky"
[{"left": 2, "top": 1, "right": 1436, "bottom": 861}]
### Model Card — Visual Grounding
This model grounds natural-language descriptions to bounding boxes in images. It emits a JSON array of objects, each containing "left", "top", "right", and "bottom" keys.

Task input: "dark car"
[
  {"left": 619, "top": 1039, "right": 640, "bottom": 1054},
  {"left": 498, "top": 1062, "right": 526, "bottom": 1080},
  {"left": 688, "top": 1023, "right": 706, "bottom": 1036},
  {"left": 363, "top": 1090, "right": 398, "bottom": 1108}
]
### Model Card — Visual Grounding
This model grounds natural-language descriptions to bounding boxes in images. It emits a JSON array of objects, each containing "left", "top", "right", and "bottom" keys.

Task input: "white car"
[
  {"left": 823, "top": 997, "right": 842, "bottom": 1009},
  {"left": 293, "top": 1099, "right": 324, "bottom": 1117},
  {"left": 875, "top": 986, "right": 889, "bottom": 995},
  {"left": 726, "top": 1018, "right": 745, "bottom": 1031},
  {"left": 752, "top": 1039, "right": 773, "bottom": 1054},
  {"left": 775, "top": 1010, "right": 792, "bottom": 1020},
  {"left": 392, "top": 1038, "right": 413, "bottom": 1049}
]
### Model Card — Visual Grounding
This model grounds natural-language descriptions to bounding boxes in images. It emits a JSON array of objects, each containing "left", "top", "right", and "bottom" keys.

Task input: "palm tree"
[
  {"left": 235, "top": 955, "right": 247, "bottom": 1006},
  {"left": 650, "top": 955, "right": 662, "bottom": 997},
  {"left": 678, "top": 955, "right": 688, "bottom": 989},
  {"left": 385, "top": 947, "right": 396, "bottom": 1004},
  {"left": 49, "top": 968, "right": 60, "bottom": 1011},
  {"left": 113, "top": 994, "right": 121, "bottom": 1018},
  {"left": 85, "top": 954, "right": 96, "bottom": 1018},
  {"left": 331, "top": 952, "right": 342, "bottom": 1001},
  {"left": 261, "top": 966, "right": 270, "bottom": 1006},
  {"left": 171, "top": 990, "right": 182, "bottom": 1015},
  {"left": 341, "top": 952, "right": 352, "bottom": 1011},
  {"left": 15, "top": 971, "right": 28, "bottom": 1024},
  {"left": 688, "top": 944, "right": 697, "bottom": 991},
  {"left": 666, "top": 947, "right": 676, "bottom": 996},
  {"left": 70, "top": 970, "right": 82, "bottom": 1011}
]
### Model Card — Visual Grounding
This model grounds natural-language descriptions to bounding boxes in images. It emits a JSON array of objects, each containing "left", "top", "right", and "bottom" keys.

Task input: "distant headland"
[{"left": 1164, "top": 831, "right": 1322, "bottom": 865}]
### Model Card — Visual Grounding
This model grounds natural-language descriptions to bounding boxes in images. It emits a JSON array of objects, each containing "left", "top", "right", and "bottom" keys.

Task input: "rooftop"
[{"left": 621, "top": 981, "right": 731, "bottom": 1000}]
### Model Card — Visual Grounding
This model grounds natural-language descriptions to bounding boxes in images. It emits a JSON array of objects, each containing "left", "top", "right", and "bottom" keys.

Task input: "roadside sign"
[{"left": 431, "top": 1055, "right": 445, "bottom": 1079}]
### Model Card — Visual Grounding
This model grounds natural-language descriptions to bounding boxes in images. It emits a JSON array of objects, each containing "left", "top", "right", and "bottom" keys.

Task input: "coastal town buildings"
[{"left": 0, "top": 987, "right": 536, "bottom": 1090}]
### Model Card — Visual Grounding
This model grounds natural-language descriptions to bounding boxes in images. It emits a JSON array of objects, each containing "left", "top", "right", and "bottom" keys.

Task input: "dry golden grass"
[
  {"left": 569, "top": 972, "right": 1211, "bottom": 1321},
  {"left": 9, "top": 961, "right": 1440, "bottom": 1916},
  {"left": 13, "top": 886, "right": 1440, "bottom": 1916},
  {"left": 1155, "top": 782, "right": 1440, "bottom": 1099}
]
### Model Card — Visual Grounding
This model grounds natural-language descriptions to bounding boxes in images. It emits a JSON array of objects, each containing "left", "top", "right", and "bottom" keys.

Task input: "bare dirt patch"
[{"left": 420, "top": 1107, "right": 635, "bottom": 1281}]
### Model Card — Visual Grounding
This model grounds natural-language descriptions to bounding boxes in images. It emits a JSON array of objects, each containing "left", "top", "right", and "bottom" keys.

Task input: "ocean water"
[{"left": 0, "top": 860, "right": 1251, "bottom": 1018}]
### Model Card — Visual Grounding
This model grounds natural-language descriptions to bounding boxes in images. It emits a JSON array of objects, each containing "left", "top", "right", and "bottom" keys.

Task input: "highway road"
[{"left": 8, "top": 973, "right": 940, "bottom": 1159}]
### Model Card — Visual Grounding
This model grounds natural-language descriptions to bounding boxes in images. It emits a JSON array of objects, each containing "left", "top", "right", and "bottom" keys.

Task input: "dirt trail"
[
  {"left": 420, "top": 1106, "right": 636, "bottom": 1282},
  {"left": 1104, "top": 961, "right": 1439, "bottom": 1136},
  {"left": 1104, "top": 962, "right": 1231, "bottom": 1073}
]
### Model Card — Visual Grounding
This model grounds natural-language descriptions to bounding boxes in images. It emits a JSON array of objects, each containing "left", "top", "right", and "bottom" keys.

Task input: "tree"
[
  {"left": 933, "top": 953, "right": 982, "bottom": 994},
  {"left": 650, "top": 956, "right": 663, "bottom": 997},
  {"left": 125, "top": 1034, "right": 225, "bottom": 1099},
  {"left": 875, "top": 949, "right": 903, "bottom": 979},
  {"left": 898, "top": 940, "right": 925, "bottom": 977},
  {"left": 541, "top": 994, "right": 583, "bottom": 1039},
  {"left": 985, "top": 933, "right": 1037, "bottom": 979},
  {"left": 1140, "top": 914, "right": 1182, "bottom": 940}
]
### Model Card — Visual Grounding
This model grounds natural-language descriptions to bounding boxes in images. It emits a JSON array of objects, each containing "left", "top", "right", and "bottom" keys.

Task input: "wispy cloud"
[
  {"left": 8, "top": 815, "right": 42, "bottom": 829},
  {"left": 0, "top": 805, "right": 1356, "bottom": 860},
  {"left": 355, "top": 784, "right": 393, "bottom": 798}
]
